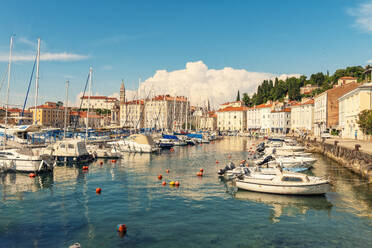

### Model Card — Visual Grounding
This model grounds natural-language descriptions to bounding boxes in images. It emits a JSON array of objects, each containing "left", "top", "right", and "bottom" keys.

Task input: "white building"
[
  {"left": 200, "top": 111, "right": 217, "bottom": 131},
  {"left": 143, "top": 95, "right": 189, "bottom": 130},
  {"left": 314, "top": 92, "right": 327, "bottom": 136},
  {"left": 291, "top": 99, "right": 314, "bottom": 134},
  {"left": 270, "top": 108, "right": 291, "bottom": 134},
  {"left": 120, "top": 100, "right": 145, "bottom": 129},
  {"left": 217, "top": 101, "right": 247, "bottom": 131},
  {"left": 81, "top": 96, "right": 119, "bottom": 110},
  {"left": 246, "top": 103, "right": 272, "bottom": 134},
  {"left": 339, "top": 82, "right": 372, "bottom": 140}
]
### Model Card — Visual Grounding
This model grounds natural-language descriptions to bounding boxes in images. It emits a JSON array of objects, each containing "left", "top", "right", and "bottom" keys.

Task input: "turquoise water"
[{"left": 0, "top": 137, "right": 371, "bottom": 248}]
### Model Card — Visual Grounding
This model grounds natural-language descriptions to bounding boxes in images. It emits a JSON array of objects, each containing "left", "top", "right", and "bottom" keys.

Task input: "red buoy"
[
  {"left": 216, "top": 160, "right": 219, "bottom": 164},
  {"left": 29, "top": 173, "right": 36, "bottom": 178},
  {"left": 82, "top": 166, "right": 89, "bottom": 170},
  {"left": 111, "top": 159, "right": 116, "bottom": 163},
  {"left": 166, "top": 169, "right": 170, "bottom": 173},
  {"left": 162, "top": 181, "right": 166, "bottom": 186},
  {"left": 117, "top": 224, "right": 127, "bottom": 233},
  {"left": 158, "top": 174, "right": 163, "bottom": 180},
  {"left": 96, "top": 188, "right": 102, "bottom": 194},
  {"left": 200, "top": 168, "right": 204, "bottom": 172},
  {"left": 99, "top": 161, "right": 103, "bottom": 165},
  {"left": 175, "top": 181, "right": 180, "bottom": 187},
  {"left": 170, "top": 148, "right": 174, "bottom": 152},
  {"left": 197, "top": 172, "right": 203, "bottom": 177}
]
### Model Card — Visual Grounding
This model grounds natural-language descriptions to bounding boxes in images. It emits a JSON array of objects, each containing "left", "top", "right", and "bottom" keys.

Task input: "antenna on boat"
[
  {"left": 3, "top": 35, "right": 14, "bottom": 149},
  {"left": 34, "top": 38, "right": 41, "bottom": 125}
]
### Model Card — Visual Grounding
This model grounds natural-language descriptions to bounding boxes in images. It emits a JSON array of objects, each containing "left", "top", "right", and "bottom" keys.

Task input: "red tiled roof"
[
  {"left": 124, "top": 99, "right": 144, "bottom": 105},
  {"left": 217, "top": 106, "right": 248, "bottom": 112},
  {"left": 255, "top": 103, "right": 272, "bottom": 109},
  {"left": 271, "top": 108, "right": 291, "bottom": 113},
  {"left": 339, "top": 76, "right": 357, "bottom": 80}
]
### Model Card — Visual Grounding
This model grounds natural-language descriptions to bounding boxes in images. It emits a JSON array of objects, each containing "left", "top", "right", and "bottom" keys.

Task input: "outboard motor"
[
  {"left": 257, "top": 155, "right": 274, "bottom": 166},
  {"left": 243, "top": 167, "right": 250, "bottom": 175},
  {"left": 228, "top": 162, "right": 235, "bottom": 170},
  {"left": 218, "top": 169, "right": 225, "bottom": 175}
]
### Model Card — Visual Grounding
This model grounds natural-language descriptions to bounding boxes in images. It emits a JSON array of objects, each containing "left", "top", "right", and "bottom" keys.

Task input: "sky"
[{"left": 0, "top": 0, "right": 372, "bottom": 108}]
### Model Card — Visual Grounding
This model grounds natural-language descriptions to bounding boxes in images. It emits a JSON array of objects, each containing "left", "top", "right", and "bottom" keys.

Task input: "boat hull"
[{"left": 236, "top": 180, "right": 330, "bottom": 195}]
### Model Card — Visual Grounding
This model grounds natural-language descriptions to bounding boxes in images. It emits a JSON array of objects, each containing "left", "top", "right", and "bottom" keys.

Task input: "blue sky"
[{"left": 0, "top": 0, "right": 371, "bottom": 107}]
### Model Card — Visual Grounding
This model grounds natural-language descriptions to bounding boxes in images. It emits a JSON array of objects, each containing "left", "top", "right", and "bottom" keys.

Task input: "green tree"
[
  {"left": 236, "top": 90, "right": 240, "bottom": 101},
  {"left": 357, "top": 110, "right": 372, "bottom": 135},
  {"left": 242, "top": 93, "right": 251, "bottom": 107},
  {"left": 56, "top": 101, "right": 64, "bottom": 107}
]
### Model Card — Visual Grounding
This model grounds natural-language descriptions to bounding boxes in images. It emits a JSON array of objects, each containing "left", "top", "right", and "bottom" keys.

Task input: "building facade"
[
  {"left": 270, "top": 108, "right": 291, "bottom": 134},
  {"left": 29, "top": 102, "right": 69, "bottom": 127},
  {"left": 339, "top": 82, "right": 372, "bottom": 140},
  {"left": 290, "top": 99, "right": 314, "bottom": 133},
  {"left": 81, "top": 96, "right": 119, "bottom": 110},
  {"left": 314, "top": 81, "right": 359, "bottom": 136}
]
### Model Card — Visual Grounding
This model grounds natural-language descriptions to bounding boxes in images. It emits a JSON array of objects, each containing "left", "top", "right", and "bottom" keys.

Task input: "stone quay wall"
[{"left": 298, "top": 137, "right": 372, "bottom": 182}]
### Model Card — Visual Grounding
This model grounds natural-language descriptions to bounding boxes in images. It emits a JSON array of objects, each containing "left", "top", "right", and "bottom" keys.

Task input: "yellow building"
[
  {"left": 29, "top": 102, "right": 70, "bottom": 127},
  {"left": 338, "top": 82, "right": 372, "bottom": 140}
]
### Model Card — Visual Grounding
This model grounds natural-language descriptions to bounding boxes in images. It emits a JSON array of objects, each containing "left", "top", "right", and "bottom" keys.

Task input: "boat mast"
[
  {"left": 3, "top": 35, "right": 14, "bottom": 148},
  {"left": 172, "top": 95, "right": 176, "bottom": 132},
  {"left": 185, "top": 100, "right": 188, "bottom": 131},
  {"left": 86, "top": 67, "right": 92, "bottom": 143},
  {"left": 64, "top": 80, "right": 69, "bottom": 139},
  {"left": 34, "top": 38, "right": 41, "bottom": 125}
]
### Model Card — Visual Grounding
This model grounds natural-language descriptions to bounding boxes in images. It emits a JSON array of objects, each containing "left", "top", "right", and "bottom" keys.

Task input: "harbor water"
[{"left": 0, "top": 137, "right": 371, "bottom": 247}]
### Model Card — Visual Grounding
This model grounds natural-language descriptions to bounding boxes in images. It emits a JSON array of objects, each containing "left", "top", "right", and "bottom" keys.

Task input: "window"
[{"left": 282, "top": 176, "right": 303, "bottom": 182}]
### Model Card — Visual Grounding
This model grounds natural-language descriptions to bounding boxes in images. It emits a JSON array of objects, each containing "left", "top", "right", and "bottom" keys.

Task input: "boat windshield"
[{"left": 281, "top": 176, "right": 303, "bottom": 182}]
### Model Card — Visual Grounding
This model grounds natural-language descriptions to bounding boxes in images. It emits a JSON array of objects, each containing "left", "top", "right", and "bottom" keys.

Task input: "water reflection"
[
  {"left": 0, "top": 172, "right": 53, "bottom": 201},
  {"left": 233, "top": 190, "right": 332, "bottom": 223}
]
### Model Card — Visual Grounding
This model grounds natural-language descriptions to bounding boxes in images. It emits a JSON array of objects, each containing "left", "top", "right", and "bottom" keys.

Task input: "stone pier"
[{"left": 298, "top": 137, "right": 372, "bottom": 182}]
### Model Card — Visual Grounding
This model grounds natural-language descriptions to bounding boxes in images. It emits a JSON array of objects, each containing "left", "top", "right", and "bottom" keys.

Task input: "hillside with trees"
[{"left": 241, "top": 65, "right": 368, "bottom": 107}]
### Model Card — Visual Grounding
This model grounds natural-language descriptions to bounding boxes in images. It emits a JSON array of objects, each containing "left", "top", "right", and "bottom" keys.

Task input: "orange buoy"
[
  {"left": 175, "top": 181, "right": 180, "bottom": 187},
  {"left": 158, "top": 174, "right": 163, "bottom": 180},
  {"left": 29, "top": 173, "right": 36, "bottom": 178},
  {"left": 96, "top": 188, "right": 102, "bottom": 194},
  {"left": 216, "top": 160, "right": 219, "bottom": 164},
  {"left": 82, "top": 166, "right": 89, "bottom": 170},
  {"left": 166, "top": 169, "right": 170, "bottom": 173},
  {"left": 162, "top": 181, "right": 166, "bottom": 186},
  {"left": 197, "top": 172, "right": 203, "bottom": 177},
  {"left": 99, "top": 161, "right": 103, "bottom": 165},
  {"left": 200, "top": 168, "right": 204, "bottom": 172},
  {"left": 111, "top": 159, "right": 116, "bottom": 163},
  {"left": 117, "top": 224, "right": 127, "bottom": 233}
]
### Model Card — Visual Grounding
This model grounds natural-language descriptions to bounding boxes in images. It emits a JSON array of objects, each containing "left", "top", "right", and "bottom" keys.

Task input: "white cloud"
[
  {"left": 136, "top": 61, "right": 300, "bottom": 108},
  {"left": 18, "top": 37, "right": 37, "bottom": 48},
  {"left": 0, "top": 52, "right": 90, "bottom": 62},
  {"left": 348, "top": 2, "right": 372, "bottom": 32}
]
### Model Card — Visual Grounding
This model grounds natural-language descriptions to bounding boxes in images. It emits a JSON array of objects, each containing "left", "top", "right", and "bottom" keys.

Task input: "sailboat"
[{"left": 0, "top": 37, "right": 54, "bottom": 173}]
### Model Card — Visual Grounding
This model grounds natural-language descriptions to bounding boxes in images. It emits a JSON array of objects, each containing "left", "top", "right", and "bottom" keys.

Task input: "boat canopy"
[
  {"left": 187, "top": 133, "right": 203, "bottom": 139},
  {"left": 162, "top": 134, "right": 179, "bottom": 140}
]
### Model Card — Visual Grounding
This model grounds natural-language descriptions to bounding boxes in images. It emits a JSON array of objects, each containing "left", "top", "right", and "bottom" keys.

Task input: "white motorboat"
[
  {"left": 0, "top": 148, "right": 54, "bottom": 173},
  {"left": 110, "top": 134, "right": 160, "bottom": 153},
  {"left": 268, "top": 156, "right": 316, "bottom": 168},
  {"left": 236, "top": 168, "right": 330, "bottom": 195},
  {"left": 42, "top": 139, "right": 94, "bottom": 164},
  {"left": 86, "top": 143, "right": 121, "bottom": 159}
]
